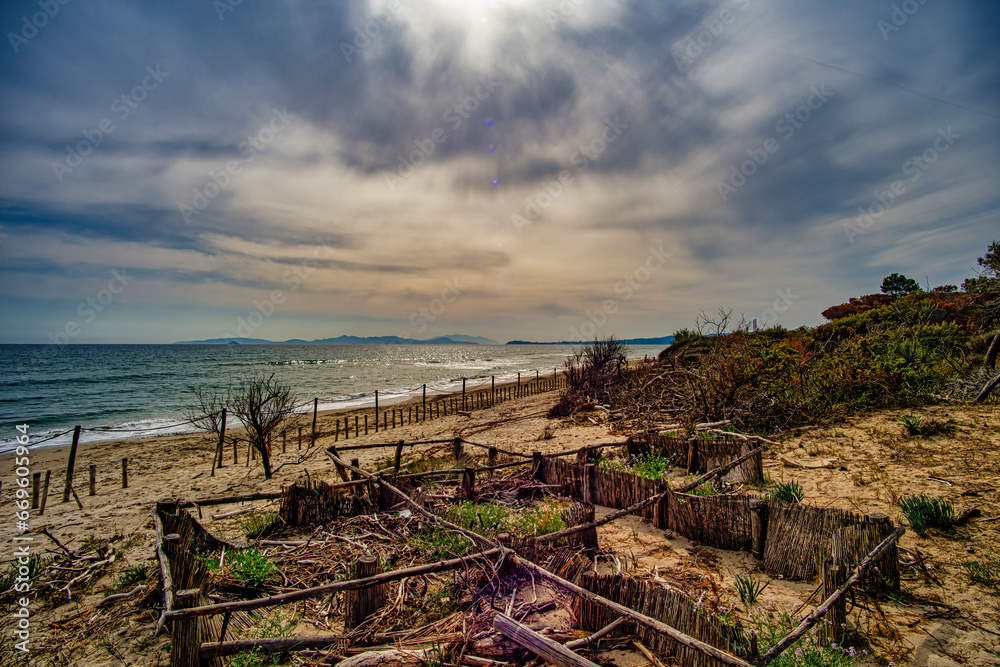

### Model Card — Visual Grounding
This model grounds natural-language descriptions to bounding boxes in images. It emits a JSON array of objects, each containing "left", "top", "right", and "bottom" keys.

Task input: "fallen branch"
[
  {"left": 494, "top": 613, "right": 601, "bottom": 667},
  {"left": 96, "top": 584, "right": 146, "bottom": 608}
]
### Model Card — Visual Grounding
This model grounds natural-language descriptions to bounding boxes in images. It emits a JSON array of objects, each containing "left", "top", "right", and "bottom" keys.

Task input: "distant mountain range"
[
  {"left": 505, "top": 336, "right": 675, "bottom": 346},
  {"left": 174, "top": 334, "right": 500, "bottom": 345}
]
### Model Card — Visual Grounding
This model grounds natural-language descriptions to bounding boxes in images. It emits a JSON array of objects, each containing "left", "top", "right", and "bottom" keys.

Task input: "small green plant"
[
  {"left": 445, "top": 501, "right": 511, "bottom": 535},
  {"left": 228, "top": 650, "right": 280, "bottom": 667},
  {"left": 959, "top": 551, "right": 1000, "bottom": 590},
  {"left": 411, "top": 526, "right": 477, "bottom": 560},
  {"left": 513, "top": 502, "right": 567, "bottom": 536},
  {"left": 689, "top": 480, "right": 720, "bottom": 497},
  {"left": 114, "top": 565, "right": 150, "bottom": 591},
  {"left": 899, "top": 494, "right": 955, "bottom": 534},
  {"left": 771, "top": 481, "right": 804, "bottom": 503},
  {"left": 239, "top": 512, "right": 280, "bottom": 538},
  {"left": 734, "top": 574, "right": 769, "bottom": 606},
  {"left": 202, "top": 548, "right": 277, "bottom": 585},
  {"left": 898, "top": 415, "right": 957, "bottom": 436}
]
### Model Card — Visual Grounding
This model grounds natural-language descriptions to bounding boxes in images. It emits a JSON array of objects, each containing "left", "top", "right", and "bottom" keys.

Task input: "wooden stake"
[
  {"left": 171, "top": 588, "right": 202, "bottom": 667},
  {"left": 62, "top": 425, "right": 81, "bottom": 503},
  {"left": 344, "top": 555, "right": 385, "bottom": 629},
  {"left": 452, "top": 438, "right": 463, "bottom": 461},
  {"left": 39, "top": 471, "right": 50, "bottom": 516},
  {"left": 375, "top": 390, "right": 379, "bottom": 432},
  {"left": 121, "top": 457, "right": 128, "bottom": 489},
  {"left": 69, "top": 484, "right": 83, "bottom": 510},
  {"left": 462, "top": 378, "right": 466, "bottom": 411},
  {"left": 282, "top": 431, "right": 286, "bottom": 453},
  {"left": 422, "top": 384, "right": 427, "bottom": 421},
  {"left": 214, "top": 408, "right": 227, "bottom": 473},
  {"left": 394, "top": 440, "right": 405, "bottom": 474},
  {"left": 31, "top": 472, "right": 41, "bottom": 510},
  {"left": 311, "top": 397, "right": 318, "bottom": 445},
  {"left": 461, "top": 467, "right": 476, "bottom": 501},
  {"left": 89, "top": 464, "right": 97, "bottom": 496}
]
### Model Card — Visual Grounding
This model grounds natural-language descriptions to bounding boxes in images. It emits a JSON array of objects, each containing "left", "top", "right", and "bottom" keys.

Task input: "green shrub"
[
  {"left": 960, "top": 552, "right": 1000, "bottom": 590},
  {"left": 202, "top": 548, "right": 277, "bottom": 585},
  {"left": 771, "top": 481, "right": 804, "bottom": 503},
  {"left": 114, "top": 565, "right": 150, "bottom": 591},
  {"left": 899, "top": 494, "right": 955, "bottom": 534},
  {"left": 746, "top": 608, "right": 866, "bottom": 667},
  {"left": 631, "top": 452, "right": 674, "bottom": 480}
]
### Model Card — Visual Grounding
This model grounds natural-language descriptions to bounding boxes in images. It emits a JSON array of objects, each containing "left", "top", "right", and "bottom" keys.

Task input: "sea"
[{"left": 0, "top": 343, "right": 666, "bottom": 453}]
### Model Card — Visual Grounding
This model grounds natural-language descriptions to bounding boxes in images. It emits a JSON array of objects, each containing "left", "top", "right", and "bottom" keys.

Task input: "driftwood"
[
  {"left": 493, "top": 613, "right": 601, "bottom": 667},
  {"left": 564, "top": 617, "right": 626, "bottom": 650},
  {"left": 338, "top": 649, "right": 429, "bottom": 667},
  {"left": 975, "top": 372, "right": 1000, "bottom": 403},
  {"left": 754, "top": 527, "right": 905, "bottom": 666}
]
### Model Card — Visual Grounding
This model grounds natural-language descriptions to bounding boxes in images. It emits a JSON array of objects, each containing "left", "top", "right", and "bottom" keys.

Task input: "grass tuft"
[
  {"left": 898, "top": 494, "right": 955, "bottom": 534},
  {"left": 771, "top": 481, "right": 805, "bottom": 503}
]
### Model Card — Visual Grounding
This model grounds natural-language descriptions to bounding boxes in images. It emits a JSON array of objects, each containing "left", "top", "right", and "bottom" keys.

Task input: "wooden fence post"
[
  {"left": 582, "top": 464, "right": 596, "bottom": 504},
  {"left": 687, "top": 437, "right": 698, "bottom": 473},
  {"left": 532, "top": 451, "right": 544, "bottom": 482},
  {"left": 364, "top": 414, "right": 369, "bottom": 435},
  {"left": 39, "top": 471, "right": 50, "bottom": 516},
  {"left": 282, "top": 431, "right": 286, "bottom": 453},
  {"left": 462, "top": 378, "right": 466, "bottom": 411},
  {"left": 452, "top": 438, "right": 463, "bottom": 461},
  {"left": 374, "top": 390, "right": 379, "bottom": 433},
  {"left": 89, "top": 464, "right": 97, "bottom": 496},
  {"left": 749, "top": 500, "right": 767, "bottom": 560},
  {"left": 311, "top": 397, "right": 318, "bottom": 445},
  {"left": 344, "top": 555, "right": 385, "bottom": 629},
  {"left": 422, "top": 384, "right": 427, "bottom": 421},
  {"left": 62, "top": 425, "right": 81, "bottom": 503},
  {"left": 171, "top": 588, "right": 202, "bottom": 667},
  {"left": 122, "top": 458, "right": 128, "bottom": 489},
  {"left": 488, "top": 447, "right": 497, "bottom": 469},
  {"left": 394, "top": 441, "right": 405, "bottom": 474},
  {"left": 354, "top": 416, "right": 359, "bottom": 437},
  {"left": 821, "top": 560, "right": 847, "bottom": 644},
  {"left": 213, "top": 408, "right": 227, "bottom": 474},
  {"left": 462, "top": 468, "right": 476, "bottom": 501},
  {"left": 31, "top": 472, "right": 41, "bottom": 510}
]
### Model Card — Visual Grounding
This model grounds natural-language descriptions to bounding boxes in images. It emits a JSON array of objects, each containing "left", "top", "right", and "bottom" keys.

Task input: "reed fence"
[{"left": 576, "top": 573, "right": 751, "bottom": 667}]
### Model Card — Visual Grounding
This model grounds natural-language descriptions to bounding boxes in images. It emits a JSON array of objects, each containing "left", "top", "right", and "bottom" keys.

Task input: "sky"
[{"left": 0, "top": 0, "right": 998, "bottom": 345}]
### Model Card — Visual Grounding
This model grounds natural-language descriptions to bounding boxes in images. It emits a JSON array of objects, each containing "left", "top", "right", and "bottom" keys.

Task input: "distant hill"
[
  {"left": 174, "top": 334, "right": 500, "bottom": 345},
  {"left": 506, "top": 336, "right": 674, "bottom": 346}
]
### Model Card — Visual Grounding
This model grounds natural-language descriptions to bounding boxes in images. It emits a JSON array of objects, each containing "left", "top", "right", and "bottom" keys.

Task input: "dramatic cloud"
[{"left": 1, "top": 0, "right": 998, "bottom": 343}]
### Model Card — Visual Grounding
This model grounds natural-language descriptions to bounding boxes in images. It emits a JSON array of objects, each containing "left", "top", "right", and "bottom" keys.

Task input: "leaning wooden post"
[
  {"left": 171, "top": 588, "right": 202, "bottom": 667},
  {"left": 461, "top": 467, "right": 476, "bottom": 501},
  {"left": 39, "top": 471, "right": 51, "bottom": 516},
  {"left": 311, "top": 397, "right": 318, "bottom": 445},
  {"left": 89, "top": 464, "right": 97, "bottom": 496},
  {"left": 327, "top": 446, "right": 351, "bottom": 483},
  {"left": 344, "top": 555, "right": 385, "bottom": 629},
  {"left": 31, "top": 472, "right": 41, "bottom": 510},
  {"left": 394, "top": 440, "right": 405, "bottom": 474},
  {"left": 531, "top": 451, "right": 545, "bottom": 482},
  {"left": 749, "top": 500, "right": 767, "bottom": 560},
  {"left": 452, "top": 438, "right": 463, "bottom": 461},
  {"left": 122, "top": 458, "right": 128, "bottom": 489},
  {"left": 686, "top": 437, "right": 698, "bottom": 473},
  {"left": 62, "top": 425, "right": 81, "bottom": 503}
]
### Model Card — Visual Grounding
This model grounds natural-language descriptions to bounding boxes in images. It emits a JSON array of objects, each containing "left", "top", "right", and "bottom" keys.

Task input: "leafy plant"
[
  {"left": 445, "top": 501, "right": 510, "bottom": 535},
  {"left": 746, "top": 608, "right": 865, "bottom": 667},
  {"left": 512, "top": 501, "right": 567, "bottom": 536},
  {"left": 114, "top": 565, "right": 150, "bottom": 591},
  {"left": 202, "top": 548, "right": 277, "bottom": 585},
  {"left": 897, "top": 415, "right": 957, "bottom": 436},
  {"left": 631, "top": 452, "right": 674, "bottom": 480},
  {"left": 734, "top": 574, "right": 769, "bottom": 606},
  {"left": 771, "top": 481, "right": 804, "bottom": 503},
  {"left": 899, "top": 494, "right": 955, "bottom": 534}
]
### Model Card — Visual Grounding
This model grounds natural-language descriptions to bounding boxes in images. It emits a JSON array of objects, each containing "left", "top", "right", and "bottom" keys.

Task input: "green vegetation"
[
  {"left": 228, "top": 610, "right": 295, "bottom": 667},
  {"left": 960, "top": 551, "right": 1000, "bottom": 590},
  {"left": 734, "top": 574, "right": 769, "bottom": 606},
  {"left": 747, "top": 608, "right": 865, "bottom": 667},
  {"left": 597, "top": 451, "right": 675, "bottom": 480},
  {"left": 411, "top": 500, "right": 569, "bottom": 558},
  {"left": 898, "top": 494, "right": 955, "bottom": 534},
  {"left": 771, "top": 481, "right": 805, "bottom": 504},
  {"left": 201, "top": 548, "right": 277, "bottom": 585},
  {"left": 239, "top": 511, "right": 280, "bottom": 538},
  {"left": 897, "top": 415, "right": 957, "bottom": 436},
  {"left": 113, "top": 565, "right": 150, "bottom": 591},
  {"left": 595, "top": 241, "right": 1000, "bottom": 434}
]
